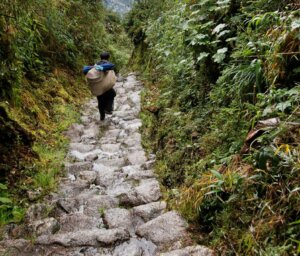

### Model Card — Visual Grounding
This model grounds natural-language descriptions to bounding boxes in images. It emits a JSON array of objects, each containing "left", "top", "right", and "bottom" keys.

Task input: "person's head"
[{"left": 100, "top": 52, "right": 110, "bottom": 60}]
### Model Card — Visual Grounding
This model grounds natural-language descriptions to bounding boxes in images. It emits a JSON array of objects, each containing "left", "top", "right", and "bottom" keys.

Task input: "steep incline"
[{"left": 0, "top": 74, "right": 212, "bottom": 256}]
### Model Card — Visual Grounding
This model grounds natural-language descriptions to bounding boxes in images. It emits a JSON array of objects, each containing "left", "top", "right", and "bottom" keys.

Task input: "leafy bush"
[
  {"left": 0, "top": 0, "right": 132, "bottom": 225},
  {"left": 128, "top": 0, "right": 300, "bottom": 254}
]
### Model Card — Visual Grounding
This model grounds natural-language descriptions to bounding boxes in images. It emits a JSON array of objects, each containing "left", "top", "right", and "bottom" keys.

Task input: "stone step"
[
  {"left": 136, "top": 211, "right": 188, "bottom": 250},
  {"left": 57, "top": 213, "right": 104, "bottom": 233},
  {"left": 36, "top": 228, "right": 130, "bottom": 247}
]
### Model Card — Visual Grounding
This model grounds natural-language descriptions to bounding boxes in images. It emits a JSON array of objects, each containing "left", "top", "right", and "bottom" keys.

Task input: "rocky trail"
[{"left": 0, "top": 74, "right": 213, "bottom": 256}]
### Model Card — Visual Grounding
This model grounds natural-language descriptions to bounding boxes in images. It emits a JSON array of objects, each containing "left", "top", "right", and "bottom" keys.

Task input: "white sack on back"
[{"left": 86, "top": 68, "right": 116, "bottom": 96}]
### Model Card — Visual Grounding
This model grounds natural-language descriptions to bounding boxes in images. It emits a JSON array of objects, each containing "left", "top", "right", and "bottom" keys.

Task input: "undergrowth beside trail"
[
  {"left": 127, "top": 0, "right": 300, "bottom": 255},
  {"left": 0, "top": 1, "right": 132, "bottom": 226}
]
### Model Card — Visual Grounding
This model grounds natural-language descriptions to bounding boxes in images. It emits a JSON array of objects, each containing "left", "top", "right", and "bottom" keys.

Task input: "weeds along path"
[{"left": 0, "top": 74, "right": 213, "bottom": 256}]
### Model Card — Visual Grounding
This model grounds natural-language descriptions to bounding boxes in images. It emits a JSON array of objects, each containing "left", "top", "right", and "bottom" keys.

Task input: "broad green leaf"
[
  {"left": 217, "top": 0, "right": 231, "bottom": 5},
  {"left": 262, "top": 106, "right": 274, "bottom": 116},
  {"left": 291, "top": 19, "right": 300, "bottom": 30},
  {"left": 290, "top": 219, "right": 300, "bottom": 225},
  {"left": 276, "top": 101, "right": 292, "bottom": 112},
  {"left": 197, "top": 52, "right": 210, "bottom": 62},
  {"left": 226, "top": 37, "right": 237, "bottom": 42},
  {"left": 210, "top": 169, "right": 223, "bottom": 180},
  {"left": 0, "top": 183, "right": 7, "bottom": 190},
  {"left": 0, "top": 197, "right": 12, "bottom": 204},
  {"left": 212, "top": 23, "right": 227, "bottom": 34},
  {"left": 217, "top": 30, "right": 230, "bottom": 38},
  {"left": 212, "top": 47, "right": 228, "bottom": 63}
]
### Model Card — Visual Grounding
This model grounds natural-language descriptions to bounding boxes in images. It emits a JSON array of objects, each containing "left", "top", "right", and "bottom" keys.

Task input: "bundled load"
[{"left": 84, "top": 63, "right": 116, "bottom": 96}]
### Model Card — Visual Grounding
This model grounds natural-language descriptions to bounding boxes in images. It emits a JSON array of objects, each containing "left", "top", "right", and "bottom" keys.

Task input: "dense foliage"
[
  {"left": 126, "top": 0, "right": 300, "bottom": 255},
  {"left": 0, "top": 0, "right": 131, "bottom": 225}
]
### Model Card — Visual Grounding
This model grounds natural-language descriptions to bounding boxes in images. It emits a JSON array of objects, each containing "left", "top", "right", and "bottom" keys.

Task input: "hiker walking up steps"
[{"left": 84, "top": 52, "right": 117, "bottom": 121}]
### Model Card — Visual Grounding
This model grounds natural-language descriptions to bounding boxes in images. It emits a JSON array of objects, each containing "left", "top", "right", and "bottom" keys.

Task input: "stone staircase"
[{"left": 0, "top": 74, "right": 213, "bottom": 256}]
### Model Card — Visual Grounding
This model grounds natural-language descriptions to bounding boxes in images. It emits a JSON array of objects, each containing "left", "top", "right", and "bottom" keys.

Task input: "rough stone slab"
[
  {"left": 122, "top": 133, "right": 142, "bottom": 147},
  {"left": 101, "top": 143, "right": 121, "bottom": 153},
  {"left": 36, "top": 230, "right": 99, "bottom": 247},
  {"left": 95, "top": 168, "right": 122, "bottom": 188},
  {"left": 113, "top": 238, "right": 158, "bottom": 256},
  {"left": 78, "top": 171, "right": 97, "bottom": 184},
  {"left": 119, "top": 104, "right": 131, "bottom": 112},
  {"left": 81, "top": 124, "right": 100, "bottom": 140},
  {"left": 93, "top": 163, "right": 118, "bottom": 173},
  {"left": 69, "top": 149, "right": 103, "bottom": 162},
  {"left": 128, "top": 93, "right": 141, "bottom": 111},
  {"left": 63, "top": 124, "right": 84, "bottom": 142},
  {"left": 0, "top": 239, "right": 32, "bottom": 255},
  {"left": 104, "top": 208, "right": 133, "bottom": 232},
  {"left": 58, "top": 213, "right": 103, "bottom": 233},
  {"left": 107, "top": 181, "right": 136, "bottom": 197},
  {"left": 70, "top": 143, "right": 96, "bottom": 153},
  {"left": 104, "top": 129, "right": 121, "bottom": 138},
  {"left": 85, "top": 154, "right": 99, "bottom": 161},
  {"left": 122, "top": 120, "right": 142, "bottom": 133},
  {"left": 115, "top": 111, "right": 137, "bottom": 121},
  {"left": 135, "top": 179, "right": 161, "bottom": 204},
  {"left": 127, "top": 151, "right": 147, "bottom": 165},
  {"left": 116, "top": 129, "right": 128, "bottom": 140},
  {"left": 67, "top": 174, "right": 76, "bottom": 181},
  {"left": 161, "top": 246, "right": 214, "bottom": 256},
  {"left": 29, "top": 218, "right": 60, "bottom": 236},
  {"left": 59, "top": 180, "right": 90, "bottom": 197},
  {"left": 132, "top": 201, "right": 167, "bottom": 222},
  {"left": 117, "top": 193, "right": 141, "bottom": 207},
  {"left": 83, "top": 195, "right": 119, "bottom": 217},
  {"left": 95, "top": 157, "right": 126, "bottom": 168},
  {"left": 36, "top": 228, "right": 130, "bottom": 247},
  {"left": 115, "top": 96, "right": 128, "bottom": 105},
  {"left": 65, "top": 162, "right": 93, "bottom": 174},
  {"left": 136, "top": 211, "right": 188, "bottom": 249},
  {"left": 56, "top": 198, "right": 76, "bottom": 214},
  {"left": 116, "top": 87, "right": 126, "bottom": 94},
  {"left": 97, "top": 229, "right": 130, "bottom": 245},
  {"left": 122, "top": 166, "right": 155, "bottom": 181},
  {"left": 106, "top": 181, "right": 143, "bottom": 207}
]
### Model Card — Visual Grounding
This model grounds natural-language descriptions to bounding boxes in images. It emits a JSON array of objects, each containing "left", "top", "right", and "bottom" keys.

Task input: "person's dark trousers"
[{"left": 97, "top": 88, "right": 116, "bottom": 120}]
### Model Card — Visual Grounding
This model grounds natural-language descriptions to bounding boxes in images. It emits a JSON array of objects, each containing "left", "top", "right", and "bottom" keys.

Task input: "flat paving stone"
[
  {"left": 65, "top": 162, "right": 93, "bottom": 174},
  {"left": 127, "top": 151, "right": 147, "bottom": 165},
  {"left": 136, "top": 211, "right": 188, "bottom": 249},
  {"left": 113, "top": 238, "right": 158, "bottom": 256},
  {"left": 132, "top": 201, "right": 167, "bottom": 222},
  {"left": 135, "top": 179, "right": 161, "bottom": 204},
  {"left": 104, "top": 208, "right": 133, "bottom": 232},
  {"left": 58, "top": 213, "right": 104, "bottom": 233}
]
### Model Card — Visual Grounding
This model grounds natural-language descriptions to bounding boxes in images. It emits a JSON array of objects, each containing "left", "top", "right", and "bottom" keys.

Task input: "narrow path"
[{"left": 1, "top": 74, "right": 213, "bottom": 256}]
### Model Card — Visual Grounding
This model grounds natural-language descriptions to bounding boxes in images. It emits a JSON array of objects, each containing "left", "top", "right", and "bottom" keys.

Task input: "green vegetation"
[
  {"left": 127, "top": 0, "right": 300, "bottom": 255},
  {"left": 0, "top": 0, "right": 132, "bottom": 225}
]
